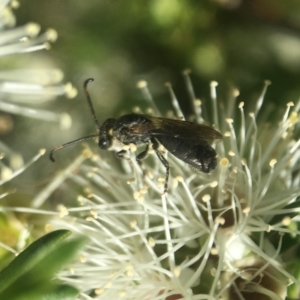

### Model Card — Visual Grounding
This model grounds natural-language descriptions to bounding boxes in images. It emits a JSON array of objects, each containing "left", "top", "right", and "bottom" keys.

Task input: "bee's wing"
[{"left": 136, "top": 116, "right": 223, "bottom": 140}]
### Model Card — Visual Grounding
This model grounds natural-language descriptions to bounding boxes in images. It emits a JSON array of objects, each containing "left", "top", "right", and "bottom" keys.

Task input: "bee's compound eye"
[{"left": 99, "top": 138, "right": 111, "bottom": 149}]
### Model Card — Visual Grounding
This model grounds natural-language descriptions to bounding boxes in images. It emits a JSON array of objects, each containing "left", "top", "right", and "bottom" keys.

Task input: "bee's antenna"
[
  {"left": 84, "top": 78, "right": 101, "bottom": 130},
  {"left": 49, "top": 78, "right": 101, "bottom": 162},
  {"left": 49, "top": 134, "right": 98, "bottom": 162}
]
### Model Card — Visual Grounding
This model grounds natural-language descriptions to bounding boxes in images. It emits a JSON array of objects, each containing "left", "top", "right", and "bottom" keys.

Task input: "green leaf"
[
  {"left": 10, "top": 284, "right": 79, "bottom": 300},
  {"left": 0, "top": 230, "right": 86, "bottom": 299},
  {"left": 41, "top": 284, "right": 79, "bottom": 300},
  {"left": 0, "top": 230, "right": 71, "bottom": 294}
]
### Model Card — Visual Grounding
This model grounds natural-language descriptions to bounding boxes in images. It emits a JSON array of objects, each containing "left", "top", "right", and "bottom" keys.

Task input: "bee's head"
[
  {"left": 99, "top": 118, "right": 116, "bottom": 150},
  {"left": 99, "top": 134, "right": 113, "bottom": 150}
]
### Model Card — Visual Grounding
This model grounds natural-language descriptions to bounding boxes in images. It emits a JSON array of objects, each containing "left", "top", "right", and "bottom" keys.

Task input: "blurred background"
[
  {"left": 1, "top": 1, "right": 300, "bottom": 297},
  {"left": 2, "top": 0, "right": 300, "bottom": 205},
  {"left": 15, "top": 0, "right": 300, "bottom": 103}
]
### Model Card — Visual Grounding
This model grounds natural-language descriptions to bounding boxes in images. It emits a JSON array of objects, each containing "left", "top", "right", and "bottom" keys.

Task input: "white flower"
[
  {"left": 0, "top": 1, "right": 76, "bottom": 254},
  {"left": 38, "top": 71, "right": 300, "bottom": 299},
  {"left": 0, "top": 1, "right": 77, "bottom": 185},
  {"left": 0, "top": 3, "right": 297, "bottom": 299},
  {"left": 0, "top": 16, "right": 77, "bottom": 127}
]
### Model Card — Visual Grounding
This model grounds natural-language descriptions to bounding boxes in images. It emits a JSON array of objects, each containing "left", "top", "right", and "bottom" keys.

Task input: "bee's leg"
[
  {"left": 136, "top": 144, "right": 149, "bottom": 176},
  {"left": 116, "top": 150, "right": 130, "bottom": 160},
  {"left": 151, "top": 138, "right": 169, "bottom": 194}
]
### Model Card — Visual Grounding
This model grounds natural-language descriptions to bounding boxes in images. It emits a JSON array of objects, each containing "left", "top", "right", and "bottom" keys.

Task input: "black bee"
[{"left": 50, "top": 78, "right": 223, "bottom": 193}]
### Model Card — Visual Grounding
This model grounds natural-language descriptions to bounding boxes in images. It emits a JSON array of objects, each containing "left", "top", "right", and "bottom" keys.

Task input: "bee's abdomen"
[{"left": 157, "top": 136, "right": 217, "bottom": 173}]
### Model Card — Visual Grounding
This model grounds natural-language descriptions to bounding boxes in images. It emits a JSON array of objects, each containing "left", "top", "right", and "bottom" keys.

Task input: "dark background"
[
  {"left": 16, "top": 0, "right": 300, "bottom": 105},
  {"left": 4, "top": 0, "right": 300, "bottom": 194}
]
